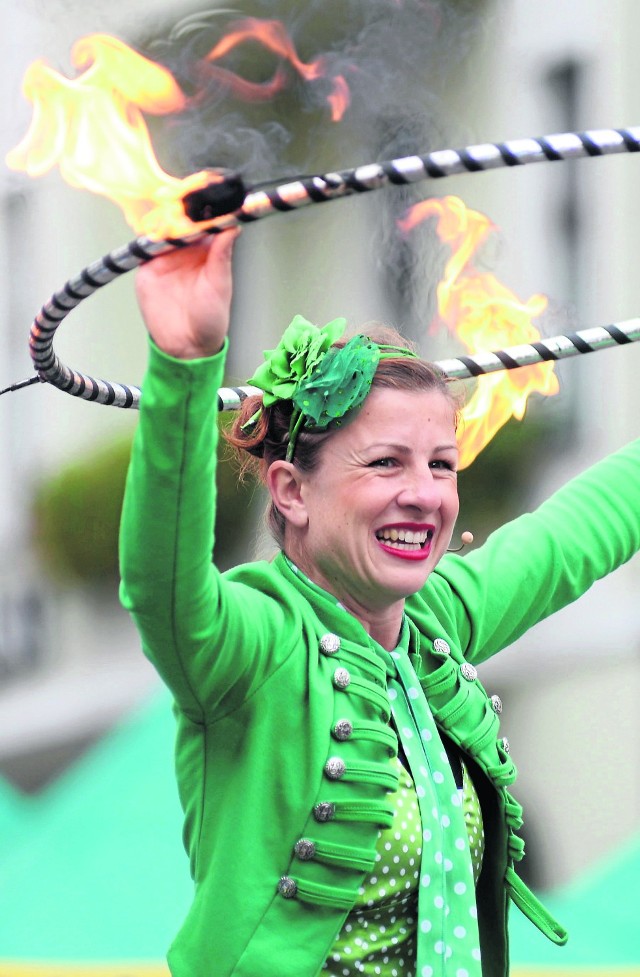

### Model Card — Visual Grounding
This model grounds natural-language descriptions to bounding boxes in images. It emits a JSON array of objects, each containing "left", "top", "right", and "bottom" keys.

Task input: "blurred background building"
[{"left": 0, "top": 0, "right": 638, "bottom": 971}]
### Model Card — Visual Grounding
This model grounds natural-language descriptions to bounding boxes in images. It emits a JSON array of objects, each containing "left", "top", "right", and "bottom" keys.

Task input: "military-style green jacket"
[{"left": 119, "top": 341, "right": 640, "bottom": 977}]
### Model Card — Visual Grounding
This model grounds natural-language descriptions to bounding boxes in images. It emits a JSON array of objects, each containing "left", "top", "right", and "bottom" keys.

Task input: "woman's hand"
[{"left": 135, "top": 228, "right": 240, "bottom": 360}]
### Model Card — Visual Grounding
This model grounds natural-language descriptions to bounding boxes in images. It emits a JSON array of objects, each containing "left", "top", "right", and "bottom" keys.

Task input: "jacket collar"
[{"left": 275, "top": 551, "right": 408, "bottom": 678}]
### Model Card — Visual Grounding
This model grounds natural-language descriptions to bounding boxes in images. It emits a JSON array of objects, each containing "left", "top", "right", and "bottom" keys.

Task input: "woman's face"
[{"left": 289, "top": 385, "right": 460, "bottom": 620}]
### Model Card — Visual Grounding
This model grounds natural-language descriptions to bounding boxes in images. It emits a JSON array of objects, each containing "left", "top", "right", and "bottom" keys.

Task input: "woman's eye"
[
  {"left": 430, "top": 459, "right": 456, "bottom": 472},
  {"left": 370, "top": 457, "right": 397, "bottom": 469}
]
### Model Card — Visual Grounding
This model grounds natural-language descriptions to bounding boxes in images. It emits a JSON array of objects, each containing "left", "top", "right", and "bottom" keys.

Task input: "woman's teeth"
[{"left": 376, "top": 527, "right": 433, "bottom": 548}]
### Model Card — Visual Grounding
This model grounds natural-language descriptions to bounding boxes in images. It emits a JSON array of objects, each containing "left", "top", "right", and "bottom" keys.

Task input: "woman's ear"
[{"left": 266, "top": 461, "right": 309, "bottom": 528}]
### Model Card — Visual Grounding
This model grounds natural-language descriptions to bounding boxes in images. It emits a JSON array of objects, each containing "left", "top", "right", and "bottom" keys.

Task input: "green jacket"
[{"left": 119, "top": 341, "right": 640, "bottom": 977}]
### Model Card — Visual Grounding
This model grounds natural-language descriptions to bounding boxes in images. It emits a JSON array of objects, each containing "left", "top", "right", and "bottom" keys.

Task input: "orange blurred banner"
[
  {"left": 0, "top": 965, "right": 168, "bottom": 977},
  {"left": 1, "top": 964, "right": 638, "bottom": 977}
]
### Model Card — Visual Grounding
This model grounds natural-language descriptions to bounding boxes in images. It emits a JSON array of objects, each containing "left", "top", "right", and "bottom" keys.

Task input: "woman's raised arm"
[{"left": 135, "top": 229, "right": 240, "bottom": 359}]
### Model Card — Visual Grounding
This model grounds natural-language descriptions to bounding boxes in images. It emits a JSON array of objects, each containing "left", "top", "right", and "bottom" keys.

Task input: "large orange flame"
[
  {"left": 5, "top": 34, "right": 216, "bottom": 240},
  {"left": 399, "top": 195, "right": 559, "bottom": 469},
  {"left": 6, "top": 23, "right": 351, "bottom": 239}
]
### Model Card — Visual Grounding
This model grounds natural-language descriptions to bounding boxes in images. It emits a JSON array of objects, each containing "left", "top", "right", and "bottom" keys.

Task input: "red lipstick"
[{"left": 375, "top": 523, "right": 435, "bottom": 561}]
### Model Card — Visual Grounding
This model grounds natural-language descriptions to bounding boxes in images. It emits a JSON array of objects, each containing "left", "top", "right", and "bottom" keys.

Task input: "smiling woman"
[
  {"left": 225, "top": 322, "right": 461, "bottom": 644},
  {"left": 119, "top": 232, "right": 640, "bottom": 977},
  {"left": 267, "top": 385, "right": 459, "bottom": 648}
]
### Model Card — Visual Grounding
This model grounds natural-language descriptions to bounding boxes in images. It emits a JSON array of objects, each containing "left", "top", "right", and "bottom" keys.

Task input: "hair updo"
[{"left": 224, "top": 324, "right": 461, "bottom": 548}]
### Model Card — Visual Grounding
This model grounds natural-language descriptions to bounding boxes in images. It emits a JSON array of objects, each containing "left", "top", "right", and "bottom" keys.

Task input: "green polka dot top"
[
  {"left": 322, "top": 753, "right": 484, "bottom": 976},
  {"left": 280, "top": 561, "right": 486, "bottom": 977}
]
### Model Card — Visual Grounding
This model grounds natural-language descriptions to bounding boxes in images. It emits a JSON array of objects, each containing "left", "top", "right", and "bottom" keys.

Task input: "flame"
[
  {"left": 6, "top": 23, "right": 351, "bottom": 239},
  {"left": 5, "top": 34, "right": 215, "bottom": 240},
  {"left": 399, "top": 195, "right": 559, "bottom": 469},
  {"left": 326, "top": 75, "right": 351, "bottom": 123},
  {"left": 203, "top": 18, "right": 351, "bottom": 121}
]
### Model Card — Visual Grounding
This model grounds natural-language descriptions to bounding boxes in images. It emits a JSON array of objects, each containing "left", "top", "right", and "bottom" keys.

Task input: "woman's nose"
[{"left": 396, "top": 469, "right": 441, "bottom": 512}]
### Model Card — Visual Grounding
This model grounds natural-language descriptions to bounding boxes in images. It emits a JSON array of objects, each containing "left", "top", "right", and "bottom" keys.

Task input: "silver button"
[
  {"left": 325, "top": 756, "right": 346, "bottom": 780},
  {"left": 433, "top": 638, "right": 451, "bottom": 656},
  {"left": 501, "top": 737, "right": 510, "bottom": 755},
  {"left": 294, "top": 839, "right": 316, "bottom": 861},
  {"left": 313, "top": 801, "right": 336, "bottom": 822},
  {"left": 333, "top": 667, "right": 351, "bottom": 689},
  {"left": 333, "top": 718, "right": 353, "bottom": 741},
  {"left": 491, "top": 694, "right": 503, "bottom": 714},
  {"left": 461, "top": 662, "right": 477, "bottom": 681},
  {"left": 277, "top": 876, "right": 298, "bottom": 899},
  {"left": 319, "top": 633, "right": 341, "bottom": 656}
]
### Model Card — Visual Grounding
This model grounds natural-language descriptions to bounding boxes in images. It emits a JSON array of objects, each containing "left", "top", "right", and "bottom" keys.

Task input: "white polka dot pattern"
[
  {"left": 322, "top": 757, "right": 421, "bottom": 976},
  {"left": 322, "top": 639, "right": 485, "bottom": 977},
  {"left": 385, "top": 639, "right": 483, "bottom": 976}
]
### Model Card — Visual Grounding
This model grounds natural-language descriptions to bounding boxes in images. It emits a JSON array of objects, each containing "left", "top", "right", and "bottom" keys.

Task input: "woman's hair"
[{"left": 225, "top": 324, "right": 461, "bottom": 548}]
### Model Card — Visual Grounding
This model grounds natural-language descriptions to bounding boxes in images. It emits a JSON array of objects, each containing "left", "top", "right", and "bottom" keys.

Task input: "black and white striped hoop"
[{"left": 23, "top": 126, "right": 640, "bottom": 410}]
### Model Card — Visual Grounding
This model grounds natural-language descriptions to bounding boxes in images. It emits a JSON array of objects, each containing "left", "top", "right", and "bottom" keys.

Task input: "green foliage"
[
  {"left": 33, "top": 436, "right": 133, "bottom": 586},
  {"left": 32, "top": 423, "right": 259, "bottom": 587}
]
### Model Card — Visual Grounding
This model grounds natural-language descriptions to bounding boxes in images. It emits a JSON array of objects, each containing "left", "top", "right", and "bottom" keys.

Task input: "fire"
[
  {"left": 6, "top": 23, "right": 351, "bottom": 239},
  {"left": 399, "top": 195, "right": 559, "bottom": 469},
  {"left": 203, "top": 18, "right": 350, "bottom": 121},
  {"left": 5, "top": 34, "right": 213, "bottom": 240},
  {"left": 326, "top": 76, "right": 351, "bottom": 124}
]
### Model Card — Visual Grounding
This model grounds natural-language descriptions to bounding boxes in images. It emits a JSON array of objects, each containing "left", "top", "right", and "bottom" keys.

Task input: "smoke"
[
  {"left": 145, "top": 0, "right": 490, "bottom": 181},
  {"left": 140, "top": 0, "right": 495, "bottom": 345}
]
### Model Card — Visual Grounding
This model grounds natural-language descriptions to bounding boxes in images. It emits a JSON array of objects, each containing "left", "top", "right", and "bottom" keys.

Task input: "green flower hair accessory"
[
  {"left": 244, "top": 314, "right": 418, "bottom": 461},
  {"left": 284, "top": 332, "right": 418, "bottom": 460},
  {"left": 247, "top": 314, "right": 347, "bottom": 407},
  {"left": 292, "top": 334, "right": 381, "bottom": 430}
]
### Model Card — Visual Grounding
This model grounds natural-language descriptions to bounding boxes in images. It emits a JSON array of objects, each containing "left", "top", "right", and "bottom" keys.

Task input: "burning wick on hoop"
[{"left": 181, "top": 172, "right": 247, "bottom": 223}]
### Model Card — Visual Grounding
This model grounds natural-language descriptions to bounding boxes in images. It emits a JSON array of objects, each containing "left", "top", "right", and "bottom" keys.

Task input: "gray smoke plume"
[
  {"left": 145, "top": 0, "right": 490, "bottom": 182},
  {"left": 141, "top": 0, "right": 495, "bottom": 342}
]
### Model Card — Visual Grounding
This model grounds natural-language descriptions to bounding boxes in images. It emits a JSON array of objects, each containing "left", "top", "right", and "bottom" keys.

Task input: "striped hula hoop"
[{"left": 22, "top": 126, "right": 640, "bottom": 409}]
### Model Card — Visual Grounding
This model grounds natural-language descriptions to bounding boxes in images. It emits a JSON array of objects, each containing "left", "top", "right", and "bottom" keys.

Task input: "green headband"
[{"left": 245, "top": 314, "right": 418, "bottom": 461}]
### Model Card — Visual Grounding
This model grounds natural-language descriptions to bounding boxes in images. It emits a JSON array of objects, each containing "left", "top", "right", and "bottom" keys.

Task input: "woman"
[{"left": 120, "top": 230, "right": 640, "bottom": 977}]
